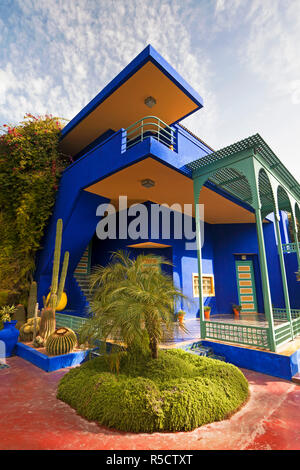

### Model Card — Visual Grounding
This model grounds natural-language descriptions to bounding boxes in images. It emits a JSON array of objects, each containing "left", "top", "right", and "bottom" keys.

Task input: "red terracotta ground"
[{"left": 1, "top": 356, "right": 300, "bottom": 450}]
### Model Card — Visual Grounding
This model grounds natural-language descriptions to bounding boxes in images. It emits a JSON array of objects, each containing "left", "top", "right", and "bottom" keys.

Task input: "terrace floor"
[
  {"left": 168, "top": 314, "right": 279, "bottom": 343},
  {"left": 165, "top": 316, "right": 300, "bottom": 355},
  {"left": 164, "top": 315, "right": 273, "bottom": 346},
  {"left": 0, "top": 355, "right": 299, "bottom": 450}
]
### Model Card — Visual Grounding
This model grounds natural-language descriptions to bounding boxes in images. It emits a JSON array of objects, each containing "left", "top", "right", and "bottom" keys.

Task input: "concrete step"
[
  {"left": 73, "top": 275, "right": 94, "bottom": 304},
  {"left": 75, "top": 279, "right": 90, "bottom": 285},
  {"left": 292, "top": 373, "right": 300, "bottom": 384}
]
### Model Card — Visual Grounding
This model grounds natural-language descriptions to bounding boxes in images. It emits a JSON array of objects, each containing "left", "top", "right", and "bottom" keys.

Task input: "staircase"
[
  {"left": 74, "top": 273, "right": 93, "bottom": 305},
  {"left": 73, "top": 243, "right": 93, "bottom": 312}
]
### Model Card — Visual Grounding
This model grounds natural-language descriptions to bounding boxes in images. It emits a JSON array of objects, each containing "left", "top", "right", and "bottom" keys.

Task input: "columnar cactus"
[
  {"left": 27, "top": 281, "right": 37, "bottom": 318},
  {"left": 32, "top": 303, "right": 39, "bottom": 346},
  {"left": 39, "top": 307, "right": 56, "bottom": 343},
  {"left": 46, "top": 327, "right": 77, "bottom": 356},
  {"left": 47, "top": 218, "right": 69, "bottom": 311}
]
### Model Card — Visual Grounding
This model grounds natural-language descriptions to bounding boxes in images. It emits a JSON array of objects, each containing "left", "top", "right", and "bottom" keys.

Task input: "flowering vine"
[{"left": 0, "top": 114, "right": 71, "bottom": 303}]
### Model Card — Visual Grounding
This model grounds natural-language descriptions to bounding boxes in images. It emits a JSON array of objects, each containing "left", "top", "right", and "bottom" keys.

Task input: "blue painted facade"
[
  {"left": 16, "top": 343, "right": 90, "bottom": 372},
  {"left": 201, "top": 340, "right": 300, "bottom": 381},
  {"left": 34, "top": 45, "right": 299, "bottom": 322}
]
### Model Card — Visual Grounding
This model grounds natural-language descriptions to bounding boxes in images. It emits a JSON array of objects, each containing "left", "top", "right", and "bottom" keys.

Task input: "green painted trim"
[
  {"left": 194, "top": 182, "right": 206, "bottom": 339},
  {"left": 255, "top": 208, "right": 276, "bottom": 351},
  {"left": 274, "top": 215, "right": 293, "bottom": 338},
  {"left": 205, "top": 320, "right": 270, "bottom": 349},
  {"left": 56, "top": 313, "right": 87, "bottom": 332},
  {"left": 188, "top": 133, "right": 300, "bottom": 204},
  {"left": 235, "top": 260, "right": 258, "bottom": 312},
  {"left": 191, "top": 148, "right": 254, "bottom": 180}
]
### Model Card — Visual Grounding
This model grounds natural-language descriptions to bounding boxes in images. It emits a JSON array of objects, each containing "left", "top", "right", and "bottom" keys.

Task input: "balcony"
[
  {"left": 125, "top": 116, "right": 177, "bottom": 152},
  {"left": 282, "top": 242, "right": 300, "bottom": 253}
]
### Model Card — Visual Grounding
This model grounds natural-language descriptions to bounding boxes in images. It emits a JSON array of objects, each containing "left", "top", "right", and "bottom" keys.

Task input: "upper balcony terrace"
[{"left": 61, "top": 114, "right": 214, "bottom": 182}]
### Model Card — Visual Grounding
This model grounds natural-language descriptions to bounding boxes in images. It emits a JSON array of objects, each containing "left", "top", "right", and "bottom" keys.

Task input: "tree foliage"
[
  {"left": 0, "top": 114, "right": 70, "bottom": 302},
  {"left": 288, "top": 213, "right": 300, "bottom": 242},
  {"left": 79, "top": 251, "right": 188, "bottom": 359}
]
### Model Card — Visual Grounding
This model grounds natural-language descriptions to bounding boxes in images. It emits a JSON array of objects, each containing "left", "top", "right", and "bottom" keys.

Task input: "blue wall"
[
  {"left": 34, "top": 126, "right": 212, "bottom": 307},
  {"left": 211, "top": 222, "right": 284, "bottom": 314},
  {"left": 34, "top": 122, "right": 288, "bottom": 319},
  {"left": 88, "top": 203, "right": 285, "bottom": 318},
  {"left": 285, "top": 252, "right": 300, "bottom": 309},
  {"left": 90, "top": 202, "right": 215, "bottom": 318}
]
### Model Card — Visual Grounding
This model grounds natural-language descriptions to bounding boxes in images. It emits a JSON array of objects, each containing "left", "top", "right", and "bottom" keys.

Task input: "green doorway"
[{"left": 235, "top": 260, "right": 258, "bottom": 313}]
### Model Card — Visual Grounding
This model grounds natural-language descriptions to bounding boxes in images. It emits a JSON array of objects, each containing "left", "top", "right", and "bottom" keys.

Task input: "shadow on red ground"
[{"left": 0, "top": 356, "right": 299, "bottom": 450}]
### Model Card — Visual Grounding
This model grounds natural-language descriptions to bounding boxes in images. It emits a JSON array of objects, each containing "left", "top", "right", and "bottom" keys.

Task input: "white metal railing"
[{"left": 125, "top": 116, "right": 176, "bottom": 151}]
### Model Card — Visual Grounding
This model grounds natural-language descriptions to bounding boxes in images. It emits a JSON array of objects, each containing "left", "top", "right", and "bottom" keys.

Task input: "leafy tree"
[
  {"left": 0, "top": 114, "right": 70, "bottom": 302},
  {"left": 79, "top": 251, "right": 188, "bottom": 359},
  {"left": 287, "top": 213, "right": 300, "bottom": 242}
]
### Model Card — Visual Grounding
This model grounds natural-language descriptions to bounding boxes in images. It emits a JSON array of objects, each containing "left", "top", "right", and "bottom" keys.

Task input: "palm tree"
[{"left": 79, "top": 250, "right": 188, "bottom": 359}]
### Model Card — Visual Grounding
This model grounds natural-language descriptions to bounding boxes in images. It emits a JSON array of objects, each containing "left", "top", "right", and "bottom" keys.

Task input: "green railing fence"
[
  {"left": 204, "top": 321, "right": 270, "bottom": 349},
  {"left": 272, "top": 308, "right": 300, "bottom": 321},
  {"left": 56, "top": 313, "right": 87, "bottom": 332},
  {"left": 282, "top": 242, "right": 300, "bottom": 253},
  {"left": 274, "top": 322, "right": 292, "bottom": 347},
  {"left": 56, "top": 309, "right": 300, "bottom": 351}
]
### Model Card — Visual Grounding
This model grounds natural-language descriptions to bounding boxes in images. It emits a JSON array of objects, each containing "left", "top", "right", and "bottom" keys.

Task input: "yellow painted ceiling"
[
  {"left": 85, "top": 157, "right": 256, "bottom": 224},
  {"left": 60, "top": 61, "right": 198, "bottom": 156}
]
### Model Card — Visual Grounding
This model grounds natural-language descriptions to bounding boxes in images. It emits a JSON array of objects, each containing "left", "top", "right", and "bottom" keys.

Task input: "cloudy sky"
[{"left": 0, "top": 0, "right": 299, "bottom": 178}]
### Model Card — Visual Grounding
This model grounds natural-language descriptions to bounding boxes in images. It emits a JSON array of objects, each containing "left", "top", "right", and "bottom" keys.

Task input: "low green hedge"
[{"left": 57, "top": 349, "right": 249, "bottom": 433}]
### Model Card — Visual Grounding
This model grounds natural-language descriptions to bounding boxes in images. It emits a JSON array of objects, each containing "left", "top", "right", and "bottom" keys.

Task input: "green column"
[
  {"left": 255, "top": 208, "right": 277, "bottom": 351},
  {"left": 194, "top": 184, "right": 206, "bottom": 339},
  {"left": 274, "top": 215, "right": 293, "bottom": 338}
]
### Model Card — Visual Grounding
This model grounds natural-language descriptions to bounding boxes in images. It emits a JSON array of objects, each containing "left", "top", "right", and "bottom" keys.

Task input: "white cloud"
[
  {"left": 0, "top": 0, "right": 216, "bottom": 141},
  {"left": 0, "top": 0, "right": 299, "bottom": 180}
]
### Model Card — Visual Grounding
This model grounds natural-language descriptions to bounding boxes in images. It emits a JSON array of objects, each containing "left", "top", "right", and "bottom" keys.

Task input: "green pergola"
[{"left": 187, "top": 133, "right": 300, "bottom": 352}]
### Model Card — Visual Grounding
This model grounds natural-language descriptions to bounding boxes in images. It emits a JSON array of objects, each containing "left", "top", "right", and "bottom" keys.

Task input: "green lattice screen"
[{"left": 205, "top": 321, "right": 270, "bottom": 349}]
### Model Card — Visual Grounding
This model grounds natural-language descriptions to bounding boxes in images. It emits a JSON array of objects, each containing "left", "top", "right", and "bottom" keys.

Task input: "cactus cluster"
[
  {"left": 12, "top": 304, "right": 26, "bottom": 330},
  {"left": 19, "top": 317, "right": 41, "bottom": 342},
  {"left": 19, "top": 219, "right": 70, "bottom": 350},
  {"left": 46, "top": 327, "right": 77, "bottom": 356},
  {"left": 39, "top": 219, "right": 69, "bottom": 345}
]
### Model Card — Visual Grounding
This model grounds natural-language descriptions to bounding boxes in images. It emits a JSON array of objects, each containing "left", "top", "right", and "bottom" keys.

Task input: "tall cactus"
[
  {"left": 27, "top": 281, "right": 37, "bottom": 318},
  {"left": 47, "top": 218, "right": 69, "bottom": 310},
  {"left": 40, "top": 219, "right": 69, "bottom": 344}
]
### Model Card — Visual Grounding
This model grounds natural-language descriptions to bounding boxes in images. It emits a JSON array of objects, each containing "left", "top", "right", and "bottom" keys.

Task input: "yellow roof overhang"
[
  {"left": 85, "top": 157, "right": 257, "bottom": 224},
  {"left": 59, "top": 46, "right": 203, "bottom": 156}
]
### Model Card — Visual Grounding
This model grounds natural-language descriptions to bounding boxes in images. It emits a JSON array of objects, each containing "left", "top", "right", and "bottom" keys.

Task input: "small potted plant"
[
  {"left": 204, "top": 306, "right": 211, "bottom": 320},
  {"left": 232, "top": 304, "right": 242, "bottom": 318},
  {"left": 177, "top": 310, "right": 186, "bottom": 324},
  {"left": 0, "top": 305, "right": 19, "bottom": 357}
]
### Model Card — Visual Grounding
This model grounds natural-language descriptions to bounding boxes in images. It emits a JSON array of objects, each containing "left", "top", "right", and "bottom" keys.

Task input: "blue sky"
[{"left": 0, "top": 0, "right": 299, "bottom": 178}]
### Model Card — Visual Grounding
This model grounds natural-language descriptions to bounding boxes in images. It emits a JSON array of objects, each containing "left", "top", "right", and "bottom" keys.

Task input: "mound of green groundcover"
[{"left": 57, "top": 349, "right": 249, "bottom": 433}]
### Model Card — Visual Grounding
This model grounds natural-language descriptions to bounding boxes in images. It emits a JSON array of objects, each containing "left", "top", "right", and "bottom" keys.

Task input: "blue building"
[{"left": 35, "top": 45, "right": 300, "bottom": 358}]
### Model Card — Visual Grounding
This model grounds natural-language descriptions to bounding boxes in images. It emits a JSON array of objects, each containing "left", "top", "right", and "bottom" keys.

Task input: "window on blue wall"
[{"left": 192, "top": 273, "right": 215, "bottom": 297}]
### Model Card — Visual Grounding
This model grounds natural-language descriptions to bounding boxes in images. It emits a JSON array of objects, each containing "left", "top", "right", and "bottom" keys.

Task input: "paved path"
[{"left": 0, "top": 356, "right": 299, "bottom": 450}]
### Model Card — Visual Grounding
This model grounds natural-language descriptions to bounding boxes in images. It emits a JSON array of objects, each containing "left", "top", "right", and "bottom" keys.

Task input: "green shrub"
[{"left": 57, "top": 349, "right": 249, "bottom": 433}]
